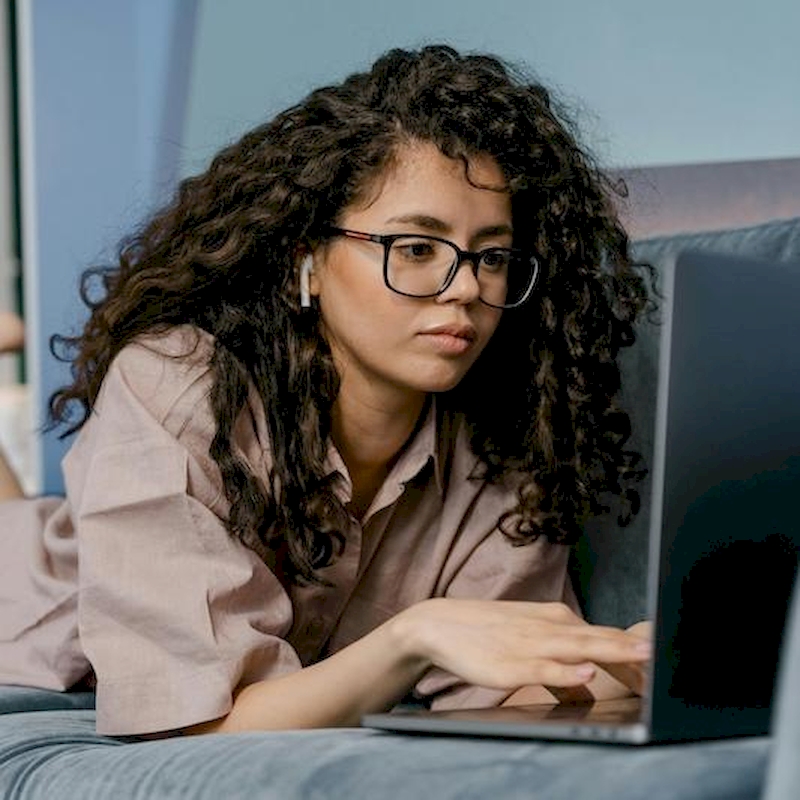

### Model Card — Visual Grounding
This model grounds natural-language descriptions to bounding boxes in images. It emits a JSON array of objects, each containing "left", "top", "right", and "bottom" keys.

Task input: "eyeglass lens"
[{"left": 386, "top": 236, "right": 534, "bottom": 308}]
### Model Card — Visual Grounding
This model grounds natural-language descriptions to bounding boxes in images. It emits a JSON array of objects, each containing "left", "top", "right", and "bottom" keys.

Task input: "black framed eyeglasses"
[{"left": 326, "top": 227, "right": 539, "bottom": 309}]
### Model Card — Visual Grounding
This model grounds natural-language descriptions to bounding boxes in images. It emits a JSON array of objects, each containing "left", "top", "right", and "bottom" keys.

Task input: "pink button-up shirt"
[{"left": 0, "top": 326, "right": 577, "bottom": 735}]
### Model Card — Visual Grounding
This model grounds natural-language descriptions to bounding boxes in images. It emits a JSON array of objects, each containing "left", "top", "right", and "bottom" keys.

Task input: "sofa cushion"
[
  {"left": 0, "top": 684, "right": 95, "bottom": 714},
  {"left": 0, "top": 692, "right": 769, "bottom": 800}
]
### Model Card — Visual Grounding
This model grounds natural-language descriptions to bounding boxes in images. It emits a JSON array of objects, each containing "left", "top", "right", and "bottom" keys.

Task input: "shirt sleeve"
[
  {"left": 65, "top": 332, "right": 301, "bottom": 735},
  {"left": 0, "top": 496, "right": 85, "bottom": 691},
  {"left": 413, "top": 525, "right": 579, "bottom": 711}
]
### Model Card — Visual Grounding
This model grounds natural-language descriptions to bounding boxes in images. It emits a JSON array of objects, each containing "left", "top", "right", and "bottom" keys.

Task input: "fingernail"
[
  {"left": 634, "top": 642, "right": 651, "bottom": 655},
  {"left": 576, "top": 665, "right": 595, "bottom": 680}
]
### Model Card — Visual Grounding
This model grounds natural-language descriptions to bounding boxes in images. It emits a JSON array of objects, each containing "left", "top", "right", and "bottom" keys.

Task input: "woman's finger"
[
  {"left": 598, "top": 660, "right": 649, "bottom": 695},
  {"left": 531, "top": 660, "right": 597, "bottom": 688},
  {"left": 536, "top": 630, "right": 651, "bottom": 665}
]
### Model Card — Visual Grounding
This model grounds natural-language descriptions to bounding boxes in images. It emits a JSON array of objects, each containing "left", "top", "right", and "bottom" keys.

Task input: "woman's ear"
[{"left": 300, "top": 254, "right": 314, "bottom": 308}]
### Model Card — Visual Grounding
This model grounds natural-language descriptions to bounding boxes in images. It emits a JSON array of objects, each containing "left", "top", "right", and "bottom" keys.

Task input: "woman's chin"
[{"left": 401, "top": 364, "right": 471, "bottom": 394}]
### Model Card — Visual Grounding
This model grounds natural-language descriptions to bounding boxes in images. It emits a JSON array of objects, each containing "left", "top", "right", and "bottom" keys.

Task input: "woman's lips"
[{"left": 418, "top": 324, "right": 477, "bottom": 355}]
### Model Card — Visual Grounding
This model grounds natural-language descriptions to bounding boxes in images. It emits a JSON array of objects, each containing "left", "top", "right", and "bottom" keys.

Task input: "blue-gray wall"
[
  {"left": 183, "top": 0, "right": 800, "bottom": 172},
  {"left": 22, "top": 0, "right": 197, "bottom": 492}
]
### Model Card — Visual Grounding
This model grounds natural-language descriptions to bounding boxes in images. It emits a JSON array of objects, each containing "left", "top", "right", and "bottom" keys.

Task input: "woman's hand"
[
  {"left": 399, "top": 599, "right": 651, "bottom": 692},
  {"left": 595, "top": 620, "right": 652, "bottom": 697},
  {"left": 501, "top": 619, "right": 652, "bottom": 707}
]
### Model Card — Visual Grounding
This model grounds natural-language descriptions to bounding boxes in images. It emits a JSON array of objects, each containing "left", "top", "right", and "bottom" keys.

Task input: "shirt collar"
[{"left": 324, "top": 397, "right": 444, "bottom": 512}]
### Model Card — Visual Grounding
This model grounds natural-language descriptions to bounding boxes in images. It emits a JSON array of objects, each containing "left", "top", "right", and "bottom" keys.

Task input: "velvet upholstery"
[{"left": 0, "top": 689, "right": 770, "bottom": 800}]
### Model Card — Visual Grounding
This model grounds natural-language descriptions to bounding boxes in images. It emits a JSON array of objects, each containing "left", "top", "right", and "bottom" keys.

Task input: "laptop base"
[{"left": 363, "top": 697, "right": 649, "bottom": 744}]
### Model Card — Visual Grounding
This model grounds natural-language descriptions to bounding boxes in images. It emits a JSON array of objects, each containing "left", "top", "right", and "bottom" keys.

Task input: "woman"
[{"left": 0, "top": 45, "right": 651, "bottom": 736}]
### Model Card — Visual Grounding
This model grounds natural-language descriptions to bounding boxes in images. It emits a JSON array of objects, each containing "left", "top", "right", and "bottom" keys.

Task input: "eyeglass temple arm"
[{"left": 327, "top": 227, "right": 384, "bottom": 244}]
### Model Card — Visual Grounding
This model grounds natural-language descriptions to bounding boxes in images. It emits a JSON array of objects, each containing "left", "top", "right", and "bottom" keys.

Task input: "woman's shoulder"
[
  {"left": 90, "top": 325, "right": 268, "bottom": 472},
  {"left": 110, "top": 324, "right": 214, "bottom": 385},
  {"left": 65, "top": 325, "right": 224, "bottom": 505},
  {"left": 101, "top": 324, "right": 216, "bottom": 432}
]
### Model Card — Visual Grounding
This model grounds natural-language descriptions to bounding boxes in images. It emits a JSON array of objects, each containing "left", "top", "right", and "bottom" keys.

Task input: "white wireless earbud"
[{"left": 300, "top": 255, "right": 313, "bottom": 309}]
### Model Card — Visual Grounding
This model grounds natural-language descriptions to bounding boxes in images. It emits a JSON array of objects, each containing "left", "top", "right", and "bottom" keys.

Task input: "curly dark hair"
[{"left": 50, "top": 45, "right": 652, "bottom": 586}]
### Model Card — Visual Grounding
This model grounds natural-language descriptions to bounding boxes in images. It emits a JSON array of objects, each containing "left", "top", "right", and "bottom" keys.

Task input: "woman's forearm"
[{"left": 187, "top": 608, "right": 430, "bottom": 734}]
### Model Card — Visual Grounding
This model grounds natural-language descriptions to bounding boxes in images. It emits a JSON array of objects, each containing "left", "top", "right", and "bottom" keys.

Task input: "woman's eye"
[
  {"left": 397, "top": 241, "right": 437, "bottom": 260},
  {"left": 480, "top": 250, "right": 512, "bottom": 272}
]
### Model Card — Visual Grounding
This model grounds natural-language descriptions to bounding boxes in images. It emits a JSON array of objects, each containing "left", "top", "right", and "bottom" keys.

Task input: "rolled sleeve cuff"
[{"left": 95, "top": 649, "right": 301, "bottom": 736}]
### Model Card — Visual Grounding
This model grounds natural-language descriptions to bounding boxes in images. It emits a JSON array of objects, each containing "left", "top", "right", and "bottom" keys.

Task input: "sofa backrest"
[{"left": 576, "top": 216, "right": 800, "bottom": 627}]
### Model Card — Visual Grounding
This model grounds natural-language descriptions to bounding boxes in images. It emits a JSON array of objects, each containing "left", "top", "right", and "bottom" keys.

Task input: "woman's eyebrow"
[
  {"left": 474, "top": 224, "right": 514, "bottom": 241},
  {"left": 384, "top": 214, "right": 513, "bottom": 239},
  {"left": 384, "top": 213, "right": 450, "bottom": 233}
]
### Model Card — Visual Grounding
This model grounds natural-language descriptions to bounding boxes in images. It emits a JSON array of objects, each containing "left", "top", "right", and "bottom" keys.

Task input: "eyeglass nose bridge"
[{"left": 439, "top": 246, "right": 484, "bottom": 294}]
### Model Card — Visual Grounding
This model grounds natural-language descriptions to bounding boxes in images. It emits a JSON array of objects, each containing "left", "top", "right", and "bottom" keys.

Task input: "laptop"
[{"left": 363, "top": 250, "right": 800, "bottom": 744}]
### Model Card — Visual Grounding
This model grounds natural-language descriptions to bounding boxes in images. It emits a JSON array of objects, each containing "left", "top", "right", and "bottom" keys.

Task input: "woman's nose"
[{"left": 435, "top": 259, "right": 481, "bottom": 304}]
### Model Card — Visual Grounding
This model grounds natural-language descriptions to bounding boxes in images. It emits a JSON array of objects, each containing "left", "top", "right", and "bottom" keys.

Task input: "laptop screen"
[{"left": 649, "top": 250, "right": 800, "bottom": 738}]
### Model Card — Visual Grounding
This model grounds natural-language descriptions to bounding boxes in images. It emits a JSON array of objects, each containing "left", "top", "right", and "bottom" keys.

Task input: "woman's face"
[{"left": 309, "top": 140, "right": 509, "bottom": 409}]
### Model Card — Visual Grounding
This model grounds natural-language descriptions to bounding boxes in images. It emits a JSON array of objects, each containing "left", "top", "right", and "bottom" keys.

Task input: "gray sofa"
[{"left": 1, "top": 216, "right": 798, "bottom": 800}]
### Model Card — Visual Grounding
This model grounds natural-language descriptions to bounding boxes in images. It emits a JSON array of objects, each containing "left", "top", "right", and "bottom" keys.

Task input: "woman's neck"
[
  {"left": 331, "top": 383, "right": 428, "bottom": 516},
  {"left": 332, "top": 387, "right": 427, "bottom": 473}
]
